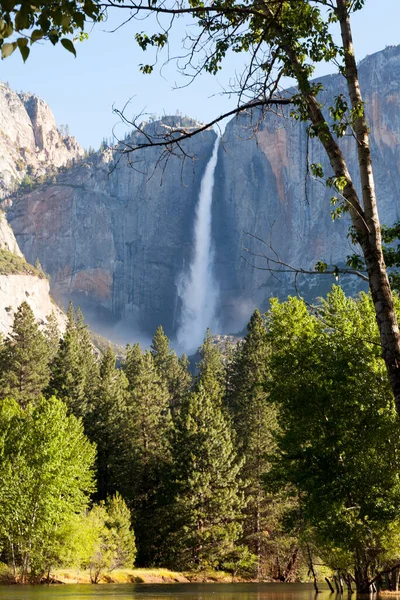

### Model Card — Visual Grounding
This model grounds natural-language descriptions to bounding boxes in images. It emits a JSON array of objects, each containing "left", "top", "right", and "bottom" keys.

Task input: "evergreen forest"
[{"left": 1, "top": 287, "right": 400, "bottom": 593}]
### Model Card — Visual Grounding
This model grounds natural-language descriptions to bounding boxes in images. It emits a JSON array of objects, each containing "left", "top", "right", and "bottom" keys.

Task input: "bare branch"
[
  {"left": 241, "top": 231, "right": 369, "bottom": 282},
  {"left": 113, "top": 95, "right": 293, "bottom": 155}
]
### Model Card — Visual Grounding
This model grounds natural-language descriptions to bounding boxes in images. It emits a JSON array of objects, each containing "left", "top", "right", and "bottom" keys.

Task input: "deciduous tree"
[
  {"left": 267, "top": 287, "right": 400, "bottom": 593},
  {"left": 0, "top": 0, "right": 103, "bottom": 61},
  {"left": 0, "top": 396, "right": 96, "bottom": 582}
]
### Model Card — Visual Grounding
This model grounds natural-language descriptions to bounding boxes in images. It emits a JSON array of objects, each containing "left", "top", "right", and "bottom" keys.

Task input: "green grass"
[{"left": 0, "top": 249, "right": 44, "bottom": 278}]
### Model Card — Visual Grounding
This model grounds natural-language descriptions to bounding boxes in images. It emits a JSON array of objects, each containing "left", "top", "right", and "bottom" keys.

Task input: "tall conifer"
[
  {"left": 47, "top": 302, "right": 98, "bottom": 418},
  {"left": 44, "top": 312, "right": 61, "bottom": 363},
  {"left": 86, "top": 347, "right": 128, "bottom": 501},
  {"left": 195, "top": 329, "right": 225, "bottom": 404},
  {"left": 228, "top": 309, "right": 277, "bottom": 576},
  {"left": 169, "top": 384, "right": 244, "bottom": 570},
  {"left": 120, "top": 347, "right": 172, "bottom": 565},
  {"left": 151, "top": 325, "right": 192, "bottom": 412},
  {"left": 0, "top": 302, "right": 50, "bottom": 408}
]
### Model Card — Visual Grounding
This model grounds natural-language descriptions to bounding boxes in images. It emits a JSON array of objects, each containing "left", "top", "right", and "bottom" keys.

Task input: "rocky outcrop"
[
  {"left": 0, "top": 212, "right": 65, "bottom": 336},
  {"left": 6, "top": 45, "right": 400, "bottom": 339},
  {"left": 0, "top": 273, "right": 65, "bottom": 337},
  {"left": 0, "top": 211, "right": 23, "bottom": 257},
  {"left": 8, "top": 118, "right": 216, "bottom": 338},
  {"left": 0, "top": 82, "right": 83, "bottom": 198}
]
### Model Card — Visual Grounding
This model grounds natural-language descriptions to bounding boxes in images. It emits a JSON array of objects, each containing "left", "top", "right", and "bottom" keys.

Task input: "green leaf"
[
  {"left": 49, "top": 32, "right": 59, "bottom": 46},
  {"left": 314, "top": 261, "right": 328, "bottom": 273},
  {"left": 61, "top": 15, "right": 72, "bottom": 29},
  {"left": 61, "top": 38, "right": 76, "bottom": 56},
  {"left": 346, "top": 254, "right": 365, "bottom": 270},
  {"left": 139, "top": 64, "right": 153, "bottom": 74},
  {"left": 14, "top": 9, "right": 30, "bottom": 31},
  {"left": 1, "top": 42, "right": 16, "bottom": 59},
  {"left": 19, "top": 43, "right": 30, "bottom": 63},
  {"left": 310, "top": 163, "right": 324, "bottom": 179},
  {"left": 30, "top": 29, "right": 43, "bottom": 43},
  {"left": 0, "top": 20, "right": 13, "bottom": 39}
]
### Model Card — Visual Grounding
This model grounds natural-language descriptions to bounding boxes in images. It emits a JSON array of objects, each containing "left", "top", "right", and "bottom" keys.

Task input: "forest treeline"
[{"left": 0, "top": 286, "right": 400, "bottom": 592}]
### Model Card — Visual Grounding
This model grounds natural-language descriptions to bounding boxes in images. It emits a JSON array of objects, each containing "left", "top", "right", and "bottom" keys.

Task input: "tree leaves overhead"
[
  {"left": 61, "top": 37, "right": 76, "bottom": 56},
  {"left": 0, "top": 0, "right": 104, "bottom": 58}
]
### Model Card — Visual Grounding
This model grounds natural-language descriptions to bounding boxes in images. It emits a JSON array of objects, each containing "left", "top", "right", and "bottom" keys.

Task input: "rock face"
[
  {"left": 0, "top": 212, "right": 65, "bottom": 336},
  {"left": 8, "top": 118, "right": 216, "bottom": 338},
  {"left": 0, "top": 82, "right": 83, "bottom": 198},
  {"left": 6, "top": 45, "right": 400, "bottom": 339},
  {"left": 0, "top": 273, "right": 65, "bottom": 337},
  {"left": 0, "top": 211, "right": 23, "bottom": 258},
  {"left": 212, "top": 44, "right": 400, "bottom": 331}
]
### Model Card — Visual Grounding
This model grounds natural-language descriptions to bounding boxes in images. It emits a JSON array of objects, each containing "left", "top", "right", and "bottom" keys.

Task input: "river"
[{"left": 0, "top": 583, "right": 334, "bottom": 600}]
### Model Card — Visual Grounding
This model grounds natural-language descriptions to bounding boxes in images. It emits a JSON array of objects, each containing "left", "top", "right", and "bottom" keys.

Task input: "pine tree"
[
  {"left": 0, "top": 302, "right": 50, "bottom": 408},
  {"left": 195, "top": 329, "right": 225, "bottom": 404},
  {"left": 120, "top": 347, "right": 173, "bottom": 565},
  {"left": 86, "top": 347, "right": 128, "bottom": 501},
  {"left": 47, "top": 303, "right": 98, "bottom": 418},
  {"left": 151, "top": 325, "right": 192, "bottom": 412},
  {"left": 75, "top": 307, "right": 99, "bottom": 405},
  {"left": 123, "top": 342, "right": 143, "bottom": 384},
  {"left": 44, "top": 312, "right": 61, "bottom": 362},
  {"left": 228, "top": 309, "right": 278, "bottom": 577},
  {"left": 169, "top": 384, "right": 245, "bottom": 570}
]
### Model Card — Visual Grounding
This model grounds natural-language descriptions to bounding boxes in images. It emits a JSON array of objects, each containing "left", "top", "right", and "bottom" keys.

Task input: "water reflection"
[{"left": 0, "top": 582, "right": 334, "bottom": 600}]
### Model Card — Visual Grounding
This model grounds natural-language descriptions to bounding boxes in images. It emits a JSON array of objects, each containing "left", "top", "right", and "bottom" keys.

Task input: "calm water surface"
[{"left": 0, "top": 583, "right": 334, "bottom": 600}]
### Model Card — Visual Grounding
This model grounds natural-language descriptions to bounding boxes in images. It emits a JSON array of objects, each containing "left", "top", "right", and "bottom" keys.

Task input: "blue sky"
[{"left": 1, "top": 0, "right": 399, "bottom": 150}]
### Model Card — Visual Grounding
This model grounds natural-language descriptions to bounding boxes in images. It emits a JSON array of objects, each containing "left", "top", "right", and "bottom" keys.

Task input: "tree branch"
[
  {"left": 241, "top": 231, "right": 369, "bottom": 282},
  {"left": 114, "top": 95, "right": 293, "bottom": 154}
]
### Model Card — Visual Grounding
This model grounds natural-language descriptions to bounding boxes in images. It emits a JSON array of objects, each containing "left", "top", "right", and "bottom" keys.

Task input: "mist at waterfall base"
[
  {"left": 74, "top": 134, "right": 255, "bottom": 354},
  {"left": 177, "top": 137, "right": 221, "bottom": 355}
]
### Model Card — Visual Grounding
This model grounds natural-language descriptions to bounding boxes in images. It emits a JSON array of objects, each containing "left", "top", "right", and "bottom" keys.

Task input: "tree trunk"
[
  {"left": 333, "top": 576, "right": 340, "bottom": 593},
  {"left": 354, "top": 564, "right": 370, "bottom": 594},
  {"left": 334, "top": 0, "right": 400, "bottom": 415},
  {"left": 279, "top": 5, "right": 400, "bottom": 415},
  {"left": 325, "top": 577, "right": 334, "bottom": 593},
  {"left": 283, "top": 546, "right": 299, "bottom": 582},
  {"left": 306, "top": 543, "right": 319, "bottom": 593}
]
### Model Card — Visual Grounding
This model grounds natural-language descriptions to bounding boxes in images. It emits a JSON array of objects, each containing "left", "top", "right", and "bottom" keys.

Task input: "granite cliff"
[
  {"left": 8, "top": 118, "right": 216, "bottom": 339},
  {"left": 6, "top": 45, "right": 400, "bottom": 339},
  {"left": 0, "top": 212, "right": 65, "bottom": 336},
  {"left": 213, "top": 46, "right": 400, "bottom": 330},
  {"left": 0, "top": 82, "right": 83, "bottom": 198}
]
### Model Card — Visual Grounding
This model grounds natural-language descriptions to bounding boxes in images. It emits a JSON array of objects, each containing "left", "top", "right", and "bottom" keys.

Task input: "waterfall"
[{"left": 177, "top": 136, "right": 220, "bottom": 354}]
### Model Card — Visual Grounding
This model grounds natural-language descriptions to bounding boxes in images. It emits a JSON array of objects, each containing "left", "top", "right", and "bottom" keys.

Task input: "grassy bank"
[{"left": 50, "top": 568, "right": 236, "bottom": 584}]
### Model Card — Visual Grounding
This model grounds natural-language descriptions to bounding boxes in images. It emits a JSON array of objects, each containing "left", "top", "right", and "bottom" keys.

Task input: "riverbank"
[{"left": 49, "top": 568, "right": 237, "bottom": 585}]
